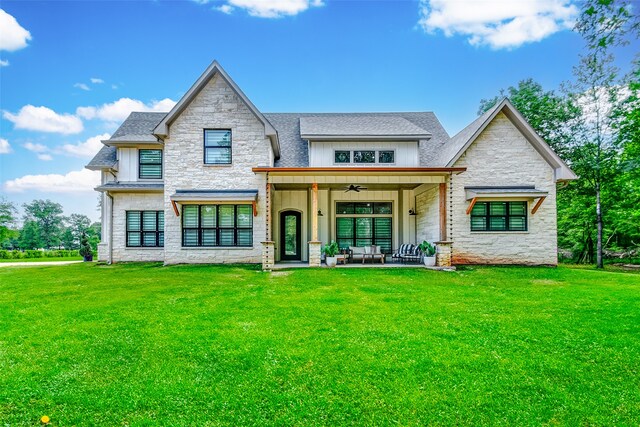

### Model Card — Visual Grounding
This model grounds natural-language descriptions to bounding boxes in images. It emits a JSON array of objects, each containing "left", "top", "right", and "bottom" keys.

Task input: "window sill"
[
  {"left": 470, "top": 231, "right": 530, "bottom": 234},
  {"left": 125, "top": 246, "right": 164, "bottom": 250},
  {"left": 203, "top": 164, "right": 233, "bottom": 168},
  {"left": 180, "top": 246, "right": 255, "bottom": 250}
]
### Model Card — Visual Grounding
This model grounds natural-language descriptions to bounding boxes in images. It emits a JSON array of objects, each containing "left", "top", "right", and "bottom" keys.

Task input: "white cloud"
[
  {"left": 23, "top": 142, "right": 49, "bottom": 153},
  {"left": 111, "top": 84, "right": 118, "bottom": 90},
  {"left": 90, "top": 77, "right": 104, "bottom": 84},
  {"left": 37, "top": 153, "right": 53, "bottom": 161},
  {"left": 59, "top": 133, "right": 110, "bottom": 158},
  {"left": 74, "top": 82, "right": 91, "bottom": 91},
  {"left": 3, "top": 168, "right": 100, "bottom": 193},
  {"left": 3, "top": 105, "right": 84, "bottom": 134},
  {"left": 77, "top": 97, "right": 176, "bottom": 122},
  {"left": 206, "top": 0, "right": 323, "bottom": 18},
  {"left": 418, "top": 0, "right": 577, "bottom": 49},
  {"left": 0, "top": 59, "right": 8, "bottom": 67},
  {"left": 217, "top": 4, "right": 234, "bottom": 14},
  {"left": 0, "top": 138, "right": 11, "bottom": 154},
  {"left": 0, "top": 9, "right": 32, "bottom": 51}
]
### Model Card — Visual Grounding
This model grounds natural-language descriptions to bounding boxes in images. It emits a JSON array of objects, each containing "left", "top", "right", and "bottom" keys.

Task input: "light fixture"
[
  {"left": 317, "top": 210, "right": 324, "bottom": 216},
  {"left": 409, "top": 209, "right": 417, "bottom": 216}
]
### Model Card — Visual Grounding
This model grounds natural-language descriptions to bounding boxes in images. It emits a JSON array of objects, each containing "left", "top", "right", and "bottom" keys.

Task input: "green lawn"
[{"left": 0, "top": 264, "right": 638, "bottom": 426}]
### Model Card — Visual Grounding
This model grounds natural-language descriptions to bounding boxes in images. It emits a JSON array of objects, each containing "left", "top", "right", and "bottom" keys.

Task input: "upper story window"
[
  {"left": 139, "top": 149, "right": 162, "bottom": 179},
  {"left": 471, "top": 201, "right": 527, "bottom": 232},
  {"left": 333, "top": 149, "right": 395, "bottom": 165},
  {"left": 204, "top": 129, "right": 232, "bottom": 165}
]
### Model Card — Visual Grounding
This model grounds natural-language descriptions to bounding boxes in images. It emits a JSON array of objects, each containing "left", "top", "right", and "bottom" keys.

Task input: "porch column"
[
  {"left": 439, "top": 182, "right": 447, "bottom": 241},
  {"left": 261, "top": 178, "right": 275, "bottom": 271},
  {"left": 309, "top": 182, "right": 321, "bottom": 267}
]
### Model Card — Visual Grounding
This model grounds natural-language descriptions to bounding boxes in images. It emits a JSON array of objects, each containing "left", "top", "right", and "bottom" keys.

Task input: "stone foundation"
[
  {"left": 261, "top": 241, "right": 274, "bottom": 271},
  {"left": 435, "top": 241, "right": 452, "bottom": 267},
  {"left": 309, "top": 241, "right": 322, "bottom": 267}
]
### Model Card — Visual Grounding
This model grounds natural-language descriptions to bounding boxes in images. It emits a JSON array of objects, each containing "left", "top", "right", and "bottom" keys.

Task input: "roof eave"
[{"left": 301, "top": 134, "right": 432, "bottom": 141}]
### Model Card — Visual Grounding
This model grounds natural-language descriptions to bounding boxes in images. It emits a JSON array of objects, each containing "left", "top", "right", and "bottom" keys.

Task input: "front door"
[{"left": 280, "top": 210, "right": 302, "bottom": 261}]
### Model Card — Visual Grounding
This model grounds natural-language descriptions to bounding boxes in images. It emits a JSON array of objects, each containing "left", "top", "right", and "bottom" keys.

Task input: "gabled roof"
[
  {"left": 264, "top": 112, "right": 449, "bottom": 167},
  {"left": 152, "top": 60, "right": 280, "bottom": 159},
  {"left": 299, "top": 115, "right": 432, "bottom": 140},
  {"left": 436, "top": 98, "right": 577, "bottom": 181}
]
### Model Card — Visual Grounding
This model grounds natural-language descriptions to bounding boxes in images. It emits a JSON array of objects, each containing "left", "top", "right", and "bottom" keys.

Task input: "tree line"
[
  {"left": 478, "top": 0, "right": 639, "bottom": 267},
  {"left": 0, "top": 198, "right": 101, "bottom": 251}
]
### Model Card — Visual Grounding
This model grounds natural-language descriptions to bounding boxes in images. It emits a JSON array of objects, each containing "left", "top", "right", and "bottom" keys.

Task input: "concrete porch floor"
[{"left": 272, "top": 262, "right": 455, "bottom": 271}]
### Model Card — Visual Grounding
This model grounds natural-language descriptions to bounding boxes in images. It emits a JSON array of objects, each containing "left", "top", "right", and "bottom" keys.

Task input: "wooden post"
[
  {"left": 439, "top": 182, "right": 447, "bottom": 241},
  {"left": 265, "top": 177, "right": 272, "bottom": 241},
  {"left": 311, "top": 182, "right": 318, "bottom": 242}
]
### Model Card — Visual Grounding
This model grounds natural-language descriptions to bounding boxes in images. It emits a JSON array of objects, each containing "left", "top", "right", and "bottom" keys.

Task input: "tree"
[
  {"left": 19, "top": 220, "right": 42, "bottom": 250},
  {"left": 0, "top": 197, "right": 18, "bottom": 246},
  {"left": 23, "top": 200, "right": 65, "bottom": 250},
  {"left": 62, "top": 213, "right": 92, "bottom": 249},
  {"left": 570, "top": 0, "right": 639, "bottom": 267}
]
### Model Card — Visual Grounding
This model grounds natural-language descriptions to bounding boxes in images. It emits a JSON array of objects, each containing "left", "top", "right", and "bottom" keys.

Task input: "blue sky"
[{"left": 0, "top": 0, "right": 635, "bottom": 221}]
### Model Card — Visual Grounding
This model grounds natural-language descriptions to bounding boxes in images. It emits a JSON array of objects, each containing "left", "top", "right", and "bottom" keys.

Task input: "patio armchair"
[{"left": 392, "top": 244, "right": 423, "bottom": 264}]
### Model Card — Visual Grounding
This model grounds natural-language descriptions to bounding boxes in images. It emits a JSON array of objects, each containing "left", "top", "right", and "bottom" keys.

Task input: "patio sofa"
[{"left": 392, "top": 244, "right": 424, "bottom": 264}]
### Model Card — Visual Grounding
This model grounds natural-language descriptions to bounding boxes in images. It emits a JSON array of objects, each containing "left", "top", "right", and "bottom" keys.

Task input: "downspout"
[{"left": 107, "top": 191, "right": 114, "bottom": 265}]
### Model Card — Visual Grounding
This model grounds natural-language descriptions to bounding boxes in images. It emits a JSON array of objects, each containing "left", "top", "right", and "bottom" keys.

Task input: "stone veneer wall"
[
  {"left": 162, "top": 74, "right": 271, "bottom": 264},
  {"left": 451, "top": 112, "right": 558, "bottom": 265},
  {"left": 111, "top": 192, "right": 165, "bottom": 262},
  {"left": 415, "top": 185, "right": 440, "bottom": 244}
]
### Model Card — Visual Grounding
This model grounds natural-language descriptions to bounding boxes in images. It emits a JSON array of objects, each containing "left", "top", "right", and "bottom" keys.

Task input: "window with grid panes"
[
  {"left": 138, "top": 149, "right": 162, "bottom": 179},
  {"left": 182, "top": 204, "right": 253, "bottom": 247},
  {"left": 335, "top": 202, "right": 392, "bottom": 253},
  {"left": 204, "top": 130, "right": 232, "bottom": 164},
  {"left": 126, "top": 211, "right": 164, "bottom": 247},
  {"left": 470, "top": 201, "right": 527, "bottom": 232}
]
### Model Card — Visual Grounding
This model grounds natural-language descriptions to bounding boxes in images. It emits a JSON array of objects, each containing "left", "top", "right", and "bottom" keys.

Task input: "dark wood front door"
[{"left": 280, "top": 210, "right": 302, "bottom": 261}]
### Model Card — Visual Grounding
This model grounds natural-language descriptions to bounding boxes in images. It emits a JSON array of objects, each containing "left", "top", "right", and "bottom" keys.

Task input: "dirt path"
[{"left": 0, "top": 260, "right": 84, "bottom": 268}]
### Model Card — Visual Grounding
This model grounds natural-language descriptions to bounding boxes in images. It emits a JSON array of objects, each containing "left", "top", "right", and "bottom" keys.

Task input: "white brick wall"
[
  {"left": 451, "top": 112, "right": 558, "bottom": 265},
  {"left": 162, "top": 74, "right": 271, "bottom": 264},
  {"left": 111, "top": 193, "right": 165, "bottom": 262},
  {"left": 415, "top": 185, "right": 439, "bottom": 243}
]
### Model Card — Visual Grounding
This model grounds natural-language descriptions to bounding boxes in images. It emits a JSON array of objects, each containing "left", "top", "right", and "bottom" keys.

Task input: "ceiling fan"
[{"left": 344, "top": 184, "right": 368, "bottom": 193}]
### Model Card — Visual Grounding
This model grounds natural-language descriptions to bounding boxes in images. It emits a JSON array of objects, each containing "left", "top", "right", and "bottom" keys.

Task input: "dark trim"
[
  {"left": 175, "top": 189, "right": 258, "bottom": 195},
  {"left": 126, "top": 210, "right": 164, "bottom": 247},
  {"left": 203, "top": 129, "right": 232, "bottom": 165},
  {"left": 279, "top": 210, "right": 302, "bottom": 261},
  {"left": 181, "top": 203, "right": 253, "bottom": 247},
  {"left": 470, "top": 201, "right": 528, "bottom": 232},
  {"left": 138, "top": 149, "right": 163, "bottom": 180}
]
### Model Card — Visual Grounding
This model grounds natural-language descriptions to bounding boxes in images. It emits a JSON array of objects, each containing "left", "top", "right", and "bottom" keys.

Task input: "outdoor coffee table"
[{"left": 362, "top": 253, "right": 385, "bottom": 264}]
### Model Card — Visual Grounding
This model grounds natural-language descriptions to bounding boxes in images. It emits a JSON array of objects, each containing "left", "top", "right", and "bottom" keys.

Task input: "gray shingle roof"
[
  {"left": 299, "top": 115, "right": 431, "bottom": 138},
  {"left": 87, "top": 112, "right": 166, "bottom": 170},
  {"left": 109, "top": 112, "right": 166, "bottom": 141},
  {"left": 95, "top": 182, "right": 164, "bottom": 192},
  {"left": 88, "top": 111, "right": 454, "bottom": 170},
  {"left": 264, "top": 112, "right": 450, "bottom": 167}
]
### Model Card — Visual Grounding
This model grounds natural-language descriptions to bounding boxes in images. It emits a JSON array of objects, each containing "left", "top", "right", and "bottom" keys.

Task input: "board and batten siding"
[
  {"left": 116, "top": 148, "right": 139, "bottom": 181},
  {"left": 309, "top": 141, "right": 419, "bottom": 167}
]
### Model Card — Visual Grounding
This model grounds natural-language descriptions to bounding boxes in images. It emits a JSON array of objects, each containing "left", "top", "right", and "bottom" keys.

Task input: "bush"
[{"left": 0, "top": 249, "right": 80, "bottom": 260}]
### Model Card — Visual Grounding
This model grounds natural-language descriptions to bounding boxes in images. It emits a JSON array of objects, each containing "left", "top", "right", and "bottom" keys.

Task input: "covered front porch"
[{"left": 253, "top": 167, "right": 464, "bottom": 270}]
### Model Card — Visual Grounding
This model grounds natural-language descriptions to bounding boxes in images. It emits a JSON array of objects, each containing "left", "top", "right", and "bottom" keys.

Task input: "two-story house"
[{"left": 86, "top": 61, "right": 576, "bottom": 268}]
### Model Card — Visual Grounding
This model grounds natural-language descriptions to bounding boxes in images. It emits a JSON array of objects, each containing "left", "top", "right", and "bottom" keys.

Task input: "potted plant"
[
  {"left": 322, "top": 241, "right": 340, "bottom": 267},
  {"left": 79, "top": 233, "right": 93, "bottom": 262},
  {"left": 418, "top": 241, "right": 436, "bottom": 266}
]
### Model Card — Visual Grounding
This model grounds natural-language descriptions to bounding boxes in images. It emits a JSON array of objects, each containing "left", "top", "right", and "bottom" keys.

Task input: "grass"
[
  {"left": 0, "top": 264, "right": 638, "bottom": 426},
  {"left": 0, "top": 256, "right": 83, "bottom": 263}
]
